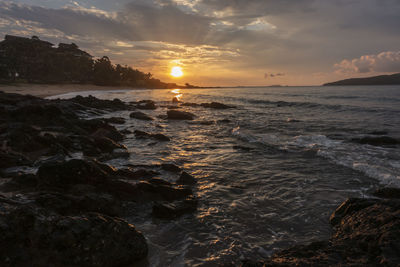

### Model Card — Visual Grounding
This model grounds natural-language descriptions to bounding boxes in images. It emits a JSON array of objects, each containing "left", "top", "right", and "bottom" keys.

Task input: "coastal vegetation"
[{"left": 0, "top": 35, "right": 179, "bottom": 88}]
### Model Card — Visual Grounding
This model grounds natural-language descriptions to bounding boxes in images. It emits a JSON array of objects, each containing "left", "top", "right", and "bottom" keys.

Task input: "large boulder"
[
  {"left": 200, "top": 102, "right": 233, "bottom": 109},
  {"left": 129, "top": 111, "right": 154, "bottom": 121},
  {"left": 166, "top": 110, "right": 195, "bottom": 120},
  {"left": 136, "top": 100, "right": 157, "bottom": 110},
  {"left": 351, "top": 136, "right": 400, "bottom": 146},
  {"left": 248, "top": 197, "right": 400, "bottom": 266},
  {"left": 134, "top": 130, "right": 170, "bottom": 141},
  {"left": 0, "top": 201, "right": 148, "bottom": 266}
]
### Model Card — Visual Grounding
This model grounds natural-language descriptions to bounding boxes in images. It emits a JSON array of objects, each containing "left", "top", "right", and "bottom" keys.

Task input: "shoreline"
[
  {"left": 0, "top": 84, "right": 151, "bottom": 98},
  {"left": 0, "top": 90, "right": 399, "bottom": 266}
]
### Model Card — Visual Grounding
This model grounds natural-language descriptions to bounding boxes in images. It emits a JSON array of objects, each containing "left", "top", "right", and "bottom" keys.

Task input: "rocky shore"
[
  {"left": 0, "top": 91, "right": 198, "bottom": 266},
  {"left": 1, "top": 91, "right": 399, "bottom": 266}
]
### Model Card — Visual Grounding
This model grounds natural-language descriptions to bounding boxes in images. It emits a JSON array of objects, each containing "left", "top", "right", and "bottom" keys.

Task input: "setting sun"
[{"left": 170, "top": 66, "right": 183, "bottom": 78}]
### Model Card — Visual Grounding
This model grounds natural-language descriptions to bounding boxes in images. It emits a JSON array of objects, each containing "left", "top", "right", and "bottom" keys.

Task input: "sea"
[{"left": 49, "top": 85, "right": 400, "bottom": 266}]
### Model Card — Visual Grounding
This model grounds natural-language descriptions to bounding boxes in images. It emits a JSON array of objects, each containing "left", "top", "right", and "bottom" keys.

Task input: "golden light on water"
[
  {"left": 170, "top": 66, "right": 183, "bottom": 78},
  {"left": 171, "top": 88, "right": 183, "bottom": 101}
]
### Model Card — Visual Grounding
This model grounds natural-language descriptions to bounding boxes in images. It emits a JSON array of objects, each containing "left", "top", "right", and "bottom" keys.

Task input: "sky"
[{"left": 0, "top": 0, "right": 399, "bottom": 86}]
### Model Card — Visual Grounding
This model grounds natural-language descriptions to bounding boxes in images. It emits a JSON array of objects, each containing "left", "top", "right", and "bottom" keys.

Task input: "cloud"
[{"left": 334, "top": 51, "right": 400, "bottom": 74}]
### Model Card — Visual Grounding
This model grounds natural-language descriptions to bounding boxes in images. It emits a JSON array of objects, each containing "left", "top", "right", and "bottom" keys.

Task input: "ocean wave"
[{"left": 232, "top": 128, "right": 400, "bottom": 186}]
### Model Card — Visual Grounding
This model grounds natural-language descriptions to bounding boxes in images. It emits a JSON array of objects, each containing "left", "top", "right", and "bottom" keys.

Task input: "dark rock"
[
  {"left": 68, "top": 95, "right": 133, "bottom": 111},
  {"left": 130, "top": 111, "right": 154, "bottom": 121},
  {"left": 134, "top": 130, "right": 170, "bottom": 141},
  {"left": 104, "top": 117, "right": 126, "bottom": 124},
  {"left": 152, "top": 196, "right": 198, "bottom": 219},
  {"left": 135, "top": 181, "right": 193, "bottom": 201},
  {"left": 368, "top": 130, "right": 388, "bottom": 135},
  {"left": 200, "top": 102, "right": 232, "bottom": 109},
  {"left": 257, "top": 197, "right": 400, "bottom": 266},
  {"left": 218, "top": 119, "right": 231, "bottom": 123},
  {"left": 0, "top": 202, "right": 148, "bottom": 266},
  {"left": 351, "top": 136, "right": 400, "bottom": 146},
  {"left": 0, "top": 150, "right": 32, "bottom": 169},
  {"left": 161, "top": 163, "right": 181, "bottom": 173},
  {"left": 373, "top": 187, "right": 400, "bottom": 199},
  {"left": 177, "top": 171, "right": 197, "bottom": 185},
  {"left": 167, "top": 110, "right": 195, "bottom": 120},
  {"left": 116, "top": 168, "right": 159, "bottom": 180},
  {"left": 37, "top": 159, "right": 112, "bottom": 189},
  {"left": 137, "top": 100, "right": 157, "bottom": 110},
  {"left": 180, "top": 102, "right": 199, "bottom": 107}
]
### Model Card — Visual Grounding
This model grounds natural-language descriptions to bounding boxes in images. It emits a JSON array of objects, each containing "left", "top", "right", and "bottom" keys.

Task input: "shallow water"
[{"left": 50, "top": 86, "right": 400, "bottom": 266}]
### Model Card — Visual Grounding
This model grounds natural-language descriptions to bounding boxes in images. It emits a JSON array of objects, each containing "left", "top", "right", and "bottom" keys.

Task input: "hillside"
[
  {"left": 0, "top": 35, "right": 179, "bottom": 88},
  {"left": 324, "top": 73, "right": 400, "bottom": 86}
]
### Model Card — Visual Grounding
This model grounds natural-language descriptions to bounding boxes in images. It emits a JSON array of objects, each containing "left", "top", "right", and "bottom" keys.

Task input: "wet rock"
[
  {"left": 218, "top": 119, "right": 231, "bottom": 123},
  {"left": 177, "top": 171, "right": 197, "bottom": 185},
  {"left": 134, "top": 130, "right": 170, "bottom": 141},
  {"left": 92, "top": 136, "right": 127, "bottom": 153},
  {"left": 172, "top": 97, "right": 180, "bottom": 103},
  {"left": 161, "top": 163, "right": 182, "bottom": 173},
  {"left": 167, "top": 110, "right": 195, "bottom": 120},
  {"left": 86, "top": 120, "right": 124, "bottom": 142},
  {"left": 0, "top": 202, "right": 148, "bottom": 266},
  {"left": 0, "top": 151, "right": 32, "bottom": 169},
  {"left": 135, "top": 181, "right": 193, "bottom": 201},
  {"left": 137, "top": 100, "right": 157, "bottom": 110},
  {"left": 103, "top": 117, "right": 126, "bottom": 124},
  {"left": 373, "top": 187, "right": 400, "bottom": 199},
  {"left": 351, "top": 136, "right": 399, "bottom": 146},
  {"left": 255, "top": 197, "right": 400, "bottom": 266},
  {"left": 37, "top": 159, "right": 112, "bottom": 189},
  {"left": 200, "top": 102, "right": 233, "bottom": 109},
  {"left": 368, "top": 130, "right": 389, "bottom": 135},
  {"left": 130, "top": 111, "right": 154, "bottom": 121},
  {"left": 180, "top": 102, "right": 199, "bottom": 107},
  {"left": 33, "top": 191, "right": 122, "bottom": 216},
  {"left": 116, "top": 168, "right": 159, "bottom": 180},
  {"left": 68, "top": 95, "right": 134, "bottom": 111},
  {"left": 152, "top": 196, "right": 198, "bottom": 219}
]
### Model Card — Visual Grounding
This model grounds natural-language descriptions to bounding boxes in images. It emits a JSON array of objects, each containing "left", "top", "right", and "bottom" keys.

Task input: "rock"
[
  {"left": 68, "top": 95, "right": 133, "bottom": 111},
  {"left": 152, "top": 196, "right": 198, "bottom": 219},
  {"left": 0, "top": 173, "right": 37, "bottom": 191},
  {"left": 218, "top": 119, "right": 231, "bottom": 123},
  {"left": 177, "top": 171, "right": 197, "bottom": 185},
  {"left": 130, "top": 111, "right": 154, "bottom": 121},
  {"left": 161, "top": 163, "right": 182, "bottom": 173},
  {"left": 103, "top": 117, "right": 126, "bottom": 124},
  {"left": 200, "top": 102, "right": 232, "bottom": 109},
  {"left": 37, "top": 159, "right": 112, "bottom": 189},
  {"left": 135, "top": 181, "right": 193, "bottom": 201},
  {"left": 166, "top": 110, "right": 195, "bottom": 120},
  {"left": 134, "top": 130, "right": 170, "bottom": 141},
  {"left": 373, "top": 187, "right": 400, "bottom": 199},
  {"left": 172, "top": 97, "right": 180, "bottom": 103},
  {"left": 180, "top": 102, "right": 199, "bottom": 107},
  {"left": 92, "top": 136, "right": 127, "bottom": 153},
  {"left": 136, "top": 100, "right": 157, "bottom": 110},
  {"left": 351, "top": 136, "right": 400, "bottom": 146},
  {"left": 0, "top": 202, "right": 148, "bottom": 266},
  {"left": 116, "top": 168, "right": 159, "bottom": 180},
  {"left": 0, "top": 150, "right": 32, "bottom": 169},
  {"left": 255, "top": 197, "right": 400, "bottom": 266}
]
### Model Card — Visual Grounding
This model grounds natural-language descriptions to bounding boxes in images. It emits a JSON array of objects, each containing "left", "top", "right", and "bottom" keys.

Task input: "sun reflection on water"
[{"left": 171, "top": 88, "right": 183, "bottom": 101}]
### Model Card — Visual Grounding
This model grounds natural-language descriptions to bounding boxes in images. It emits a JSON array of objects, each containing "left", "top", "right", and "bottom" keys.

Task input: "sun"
[{"left": 170, "top": 66, "right": 183, "bottom": 78}]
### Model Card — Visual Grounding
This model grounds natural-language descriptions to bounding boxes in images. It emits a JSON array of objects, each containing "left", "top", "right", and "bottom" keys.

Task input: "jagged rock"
[
  {"left": 161, "top": 163, "right": 182, "bottom": 173},
  {"left": 166, "top": 110, "right": 195, "bottom": 120},
  {"left": 0, "top": 201, "right": 148, "bottom": 266},
  {"left": 129, "top": 111, "right": 154, "bottom": 121},
  {"left": 180, "top": 102, "right": 199, "bottom": 107},
  {"left": 136, "top": 100, "right": 157, "bottom": 110},
  {"left": 177, "top": 171, "right": 197, "bottom": 185},
  {"left": 68, "top": 95, "right": 133, "bottom": 111},
  {"left": 373, "top": 187, "right": 400, "bottom": 199},
  {"left": 251, "top": 198, "right": 400, "bottom": 266},
  {"left": 0, "top": 150, "right": 32, "bottom": 169},
  {"left": 152, "top": 196, "right": 198, "bottom": 219},
  {"left": 116, "top": 168, "right": 159, "bottom": 180},
  {"left": 135, "top": 181, "right": 193, "bottom": 201},
  {"left": 134, "top": 130, "right": 170, "bottom": 141},
  {"left": 200, "top": 102, "right": 233, "bottom": 109}
]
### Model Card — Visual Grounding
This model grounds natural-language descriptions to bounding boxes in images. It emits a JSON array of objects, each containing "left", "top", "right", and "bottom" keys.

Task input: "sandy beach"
[{"left": 0, "top": 84, "right": 137, "bottom": 98}]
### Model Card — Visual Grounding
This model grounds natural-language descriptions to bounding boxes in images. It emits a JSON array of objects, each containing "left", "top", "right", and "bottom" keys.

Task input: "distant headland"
[
  {"left": 0, "top": 35, "right": 191, "bottom": 89},
  {"left": 324, "top": 73, "right": 400, "bottom": 86}
]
